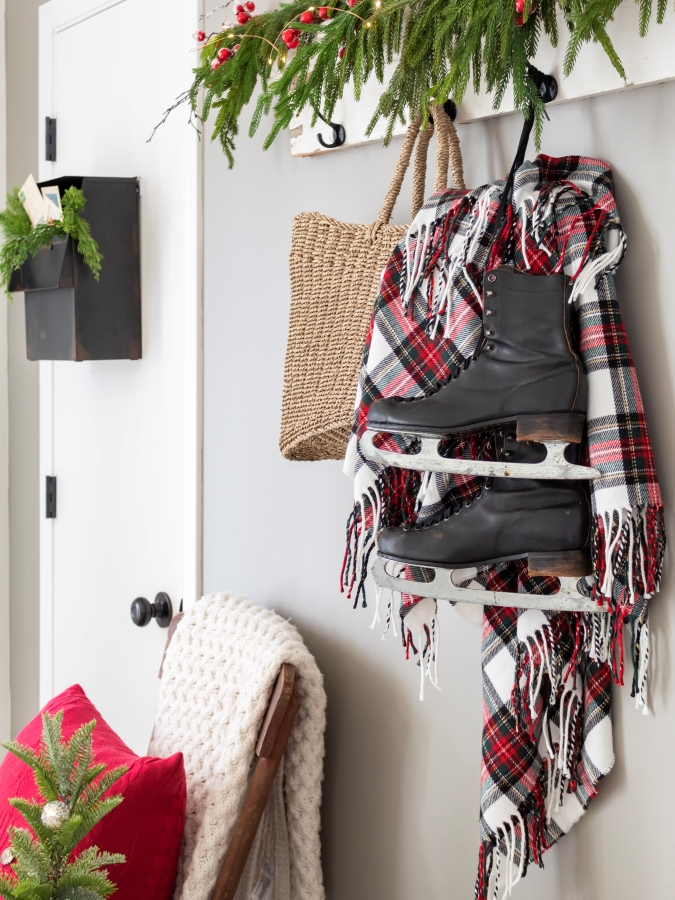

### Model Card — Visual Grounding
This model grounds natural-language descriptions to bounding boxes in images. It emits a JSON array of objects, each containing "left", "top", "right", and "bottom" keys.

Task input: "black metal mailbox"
[{"left": 10, "top": 176, "right": 141, "bottom": 361}]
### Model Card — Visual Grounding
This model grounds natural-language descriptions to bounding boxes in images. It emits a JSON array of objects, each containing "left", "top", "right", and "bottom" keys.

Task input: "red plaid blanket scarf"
[{"left": 341, "top": 155, "right": 664, "bottom": 896}]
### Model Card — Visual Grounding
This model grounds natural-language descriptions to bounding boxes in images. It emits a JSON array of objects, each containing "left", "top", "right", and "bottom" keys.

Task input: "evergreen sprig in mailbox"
[{"left": 9, "top": 176, "right": 141, "bottom": 361}]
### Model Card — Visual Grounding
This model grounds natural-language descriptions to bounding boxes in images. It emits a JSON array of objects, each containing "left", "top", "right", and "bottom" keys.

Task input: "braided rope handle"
[
  {"left": 430, "top": 103, "right": 466, "bottom": 194},
  {"left": 369, "top": 105, "right": 466, "bottom": 242}
]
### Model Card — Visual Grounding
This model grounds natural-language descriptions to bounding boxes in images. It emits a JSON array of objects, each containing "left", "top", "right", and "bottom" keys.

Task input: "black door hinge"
[
  {"left": 46, "top": 476, "right": 57, "bottom": 519},
  {"left": 45, "top": 118, "right": 57, "bottom": 162}
]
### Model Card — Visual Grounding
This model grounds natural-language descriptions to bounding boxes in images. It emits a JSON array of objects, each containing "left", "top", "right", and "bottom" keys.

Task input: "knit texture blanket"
[
  {"left": 149, "top": 593, "right": 326, "bottom": 900},
  {"left": 342, "top": 155, "right": 664, "bottom": 895}
]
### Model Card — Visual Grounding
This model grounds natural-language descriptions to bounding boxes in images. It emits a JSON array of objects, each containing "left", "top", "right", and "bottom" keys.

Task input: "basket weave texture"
[
  {"left": 283, "top": 216, "right": 407, "bottom": 460},
  {"left": 280, "top": 107, "right": 464, "bottom": 461}
]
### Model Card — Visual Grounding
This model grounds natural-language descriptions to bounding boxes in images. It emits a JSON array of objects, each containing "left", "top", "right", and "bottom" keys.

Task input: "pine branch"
[
  {"left": 163, "top": 0, "right": 670, "bottom": 167},
  {"left": 2, "top": 717, "right": 127, "bottom": 900},
  {"left": 0, "top": 187, "right": 103, "bottom": 297},
  {"left": 42, "top": 714, "right": 71, "bottom": 796},
  {"left": 0, "top": 746, "right": 59, "bottom": 804},
  {"left": 8, "top": 801, "right": 60, "bottom": 854}
]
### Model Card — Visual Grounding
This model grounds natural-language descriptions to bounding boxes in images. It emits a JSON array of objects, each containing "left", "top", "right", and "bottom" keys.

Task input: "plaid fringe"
[{"left": 343, "top": 155, "right": 663, "bottom": 895}]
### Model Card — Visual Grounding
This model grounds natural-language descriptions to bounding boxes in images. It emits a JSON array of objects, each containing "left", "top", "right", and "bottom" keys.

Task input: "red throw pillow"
[{"left": 0, "top": 684, "right": 186, "bottom": 900}]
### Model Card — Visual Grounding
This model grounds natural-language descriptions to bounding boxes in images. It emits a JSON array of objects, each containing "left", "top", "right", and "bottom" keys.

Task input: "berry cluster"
[
  {"left": 515, "top": 0, "right": 536, "bottom": 25},
  {"left": 211, "top": 41, "right": 241, "bottom": 69},
  {"left": 282, "top": 27, "right": 301, "bottom": 49},
  {"left": 235, "top": 1, "right": 256, "bottom": 24},
  {"left": 282, "top": 5, "right": 333, "bottom": 49}
]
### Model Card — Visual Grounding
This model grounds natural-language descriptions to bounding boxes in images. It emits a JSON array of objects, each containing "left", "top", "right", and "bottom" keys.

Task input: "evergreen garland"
[
  {"left": 180, "top": 0, "right": 670, "bottom": 166},
  {"left": 0, "top": 712, "right": 126, "bottom": 900},
  {"left": 0, "top": 188, "right": 103, "bottom": 298}
]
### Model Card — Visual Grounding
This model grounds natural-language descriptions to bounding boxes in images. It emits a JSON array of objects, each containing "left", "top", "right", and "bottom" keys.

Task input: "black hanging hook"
[
  {"left": 527, "top": 63, "right": 558, "bottom": 104},
  {"left": 316, "top": 110, "right": 346, "bottom": 148},
  {"left": 428, "top": 98, "right": 458, "bottom": 125}
]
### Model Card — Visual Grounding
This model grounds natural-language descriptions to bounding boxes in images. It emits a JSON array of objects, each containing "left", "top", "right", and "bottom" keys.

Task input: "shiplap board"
[{"left": 290, "top": 2, "right": 675, "bottom": 155}]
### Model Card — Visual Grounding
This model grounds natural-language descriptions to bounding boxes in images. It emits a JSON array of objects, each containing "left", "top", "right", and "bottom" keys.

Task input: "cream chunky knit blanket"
[{"left": 149, "top": 593, "right": 327, "bottom": 900}]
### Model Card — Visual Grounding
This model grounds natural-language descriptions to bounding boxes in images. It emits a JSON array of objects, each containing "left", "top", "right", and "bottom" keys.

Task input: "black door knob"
[{"left": 130, "top": 592, "right": 173, "bottom": 628}]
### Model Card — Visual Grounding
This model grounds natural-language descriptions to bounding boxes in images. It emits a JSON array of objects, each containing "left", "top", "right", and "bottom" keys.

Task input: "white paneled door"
[{"left": 39, "top": 0, "right": 202, "bottom": 753}]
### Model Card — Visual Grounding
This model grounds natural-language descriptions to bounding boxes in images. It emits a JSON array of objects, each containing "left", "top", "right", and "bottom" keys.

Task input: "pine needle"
[
  {"left": 159, "top": 0, "right": 662, "bottom": 165},
  {"left": 0, "top": 187, "right": 103, "bottom": 298}
]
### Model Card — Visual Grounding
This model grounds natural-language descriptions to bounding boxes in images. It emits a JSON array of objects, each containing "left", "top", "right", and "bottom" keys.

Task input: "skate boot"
[
  {"left": 361, "top": 266, "right": 599, "bottom": 482},
  {"left": 372, "top": 434, "right": 606, "bottom": 613}
]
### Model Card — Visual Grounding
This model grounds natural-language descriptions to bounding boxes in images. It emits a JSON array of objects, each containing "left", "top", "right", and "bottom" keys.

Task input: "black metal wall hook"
[
  {"left": 428, "top": 98, "right": 458, "bottom": 125},
  {"left": 527, "top": 63, "right": 558, "bottom": 104},
  {"left": 316, "top": 110, "right": 346, "bottom": 148}
]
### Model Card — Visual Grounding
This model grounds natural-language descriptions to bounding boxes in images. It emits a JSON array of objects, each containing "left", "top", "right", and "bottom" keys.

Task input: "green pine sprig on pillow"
[
  {"left": 0, "top": 712, "right": 127, "bottom": 900},
  {"left": 0, "top": 187, "right": 103, "bottom": 298}
]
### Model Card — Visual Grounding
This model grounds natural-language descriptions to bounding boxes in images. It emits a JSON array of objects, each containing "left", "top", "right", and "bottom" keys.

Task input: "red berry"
[
  {"left": 236, "top": 4, "right": 244, "bottom": 10},
  {"left": 282, "top": 28, "right": 296, "bottom": 43},
  {"left": 236, "top": 11, "right": 250, "bottom": 23},
  {"left": 211, "top": 58, "right": 221, "bottom": 70},
  {"left": 338, "top": 45, "right": 345, "bottom": 58},
  {"left": 245, "top": 1, "right": 256, "bottom": 9},
  {"left": 515, "top": 0, "right": 525, "bottom": 11},
  {"left": 233, "top": 43, "right": 241, "bottom": 51},
  {"left": 299, "top": 10, "right": 315, "bottom": 22},
  {"left": 218, "top": 46, "right": 232, "bottom": 60},
  {"left": 288, "top": 38, "right": 300, "bottom": 48},
  {"left": 197, "top": 30, "right": 206, "bottom": 42},
  {"left": 318, "top": 6, "right": 329, "bottom": 17},
  {"left": 347, "top": 0, "right": 357, "bottom": 7}
]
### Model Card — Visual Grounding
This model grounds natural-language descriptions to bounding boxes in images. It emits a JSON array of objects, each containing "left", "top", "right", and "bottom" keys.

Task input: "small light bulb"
[
  {"left": 268, "top": 56, "right": 273, "bottom": 63},
  {"left": 375, "top": 1, "right": 381, "bottom": 7},
  {"left": 282, "top": 55, "right": 286, "bottom": 62},
  {"left": 366, "top": 20, "right": 371, "bottom": 25},
  {"left": 229, "top": 32, "right": 234, "bottom": 36}
]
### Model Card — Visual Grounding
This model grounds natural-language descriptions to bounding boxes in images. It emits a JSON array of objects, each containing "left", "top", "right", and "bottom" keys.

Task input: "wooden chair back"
[{"left": 159, "top": 613, "right": 300, "bottom": 900}]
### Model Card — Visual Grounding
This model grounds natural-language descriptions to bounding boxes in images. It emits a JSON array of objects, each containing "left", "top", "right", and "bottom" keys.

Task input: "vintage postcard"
[
  {"left": 41, "top": 185, "right": 63, "bottom": 222},
  {"left": 19, "top": 174, "right": 47, "bottom": 226}
]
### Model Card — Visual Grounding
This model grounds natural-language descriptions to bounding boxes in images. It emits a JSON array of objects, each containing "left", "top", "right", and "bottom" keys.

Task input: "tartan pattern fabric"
[
  {"left": 477, "top": 590, "right": 614, "bottom": 898},
  {"left": 341, "top": 155, "right": 664, "bottom": 895},
  {"left": 342, "top": 154, "right": 664, "bottom": 637}
]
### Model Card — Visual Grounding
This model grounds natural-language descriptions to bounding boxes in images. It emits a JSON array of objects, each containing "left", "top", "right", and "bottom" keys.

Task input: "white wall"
[
  {"left": 204, "top": 82, "right": 674, "bottom": 899},
  {"left": 0, "top": 0, "right": 8, "bottom": 746},
  {"left": 5, "top": 0, "right": 47, "bottom": 737}
]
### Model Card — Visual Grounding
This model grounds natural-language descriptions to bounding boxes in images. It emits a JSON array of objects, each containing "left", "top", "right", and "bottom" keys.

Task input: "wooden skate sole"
[
  {"left": 516, "top": 414, "right": 585, "bottom": 444},
  {"left": 379, "top": 549, "right": 593, "bottom": 578}
]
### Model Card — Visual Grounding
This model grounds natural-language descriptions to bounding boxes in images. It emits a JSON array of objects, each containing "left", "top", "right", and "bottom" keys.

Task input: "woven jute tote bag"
[{"left": 280, "top": 105, "right": 465, "bottom": 461}]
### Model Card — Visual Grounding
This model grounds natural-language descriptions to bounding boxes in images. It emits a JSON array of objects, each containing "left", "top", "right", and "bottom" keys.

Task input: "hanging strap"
[
  {"left": 369, "top": 105, "right": 466, "bottom": 242},
  {"left": 491, "top": 111, "right": 534, "bottom": 245},
  {"left": 430, "top": 103, "right": 466, "bottom": 195}
]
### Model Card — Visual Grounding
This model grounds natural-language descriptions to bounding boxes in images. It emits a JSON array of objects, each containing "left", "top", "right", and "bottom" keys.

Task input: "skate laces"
[{"left": 408, "top": 477, "right": 494, "bottom": 530}]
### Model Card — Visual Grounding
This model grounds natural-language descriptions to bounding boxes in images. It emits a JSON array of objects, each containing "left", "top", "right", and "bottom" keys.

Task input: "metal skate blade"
[
  {"left": 361, "top": 430, "right": 599, "bottom": 481},
  {"left": 372, "top": 558, "right": 609, "bottom": 613}
]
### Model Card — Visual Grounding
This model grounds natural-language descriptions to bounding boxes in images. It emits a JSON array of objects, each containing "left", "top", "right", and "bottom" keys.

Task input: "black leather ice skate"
[
  {"left": 361, "top": 266, "right": 599, "bottom": 482},
  {"left": 372, "top": 435, "right": 606, "bottom": 613}
]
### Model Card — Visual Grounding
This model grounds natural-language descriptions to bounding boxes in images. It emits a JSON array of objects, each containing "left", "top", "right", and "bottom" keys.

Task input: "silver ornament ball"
[{"left": 41, "top": 800, "right": 70, "bottom": 829}]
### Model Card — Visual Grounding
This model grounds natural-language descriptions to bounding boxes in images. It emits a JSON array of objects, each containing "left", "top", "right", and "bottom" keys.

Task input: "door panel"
[{"left": 39, "top": 0, "right": 201, "bottom": 754}]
